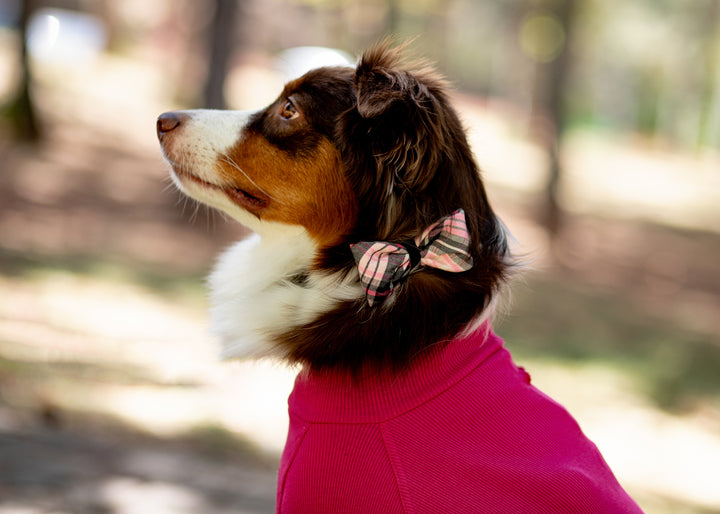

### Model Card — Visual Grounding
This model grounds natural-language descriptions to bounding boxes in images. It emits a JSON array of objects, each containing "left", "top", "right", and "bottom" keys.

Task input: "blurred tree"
[
  {"left": 203, "top": 0, "right": 240, "bottom": 109},
  {"left": 3, "top": 0, "right": 40, "bottom": 141},
  {"left": 527, "top": 0, "right": 578, "bottom": 236},
  {"left": 697, "top": 0, "right": 720, "bottom": 149},
  {"left": 386, "top": 0, "right": 400, "bottom": 35},
  {"left": 635, "top": 64, "right": 662, "bottom": 138}
]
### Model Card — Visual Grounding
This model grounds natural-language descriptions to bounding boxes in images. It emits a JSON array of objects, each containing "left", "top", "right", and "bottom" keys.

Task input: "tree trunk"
[
  {"left": 202, "top": 0, "right": 239, "bottom": 110},
  {"left": 531, "top": 0, "right": 577, "bottom": 236},
  {"left": 386, "top": 0, "right": 401, "bottom": 36},
  {"left": 697, "top": 0, "right": 720, "bottom": 149},
  {"left": 5, "top": 0, "right": 40, "bottom": 141}
]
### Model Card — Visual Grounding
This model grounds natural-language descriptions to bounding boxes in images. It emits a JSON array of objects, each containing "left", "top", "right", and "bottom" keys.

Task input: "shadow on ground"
[{"left": 0, "top": 416, "right": 277, "bottom": 514}]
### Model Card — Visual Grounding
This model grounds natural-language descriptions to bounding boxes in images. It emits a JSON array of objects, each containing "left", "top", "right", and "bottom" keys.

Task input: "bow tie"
[{"left": 350, "top": 209, "right": 474, "bottom": 306}]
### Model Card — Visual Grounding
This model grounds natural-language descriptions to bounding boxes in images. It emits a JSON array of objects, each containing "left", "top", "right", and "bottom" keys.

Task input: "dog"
[{"left": 157, "top": 42, "right": 642, "bottom": 513}]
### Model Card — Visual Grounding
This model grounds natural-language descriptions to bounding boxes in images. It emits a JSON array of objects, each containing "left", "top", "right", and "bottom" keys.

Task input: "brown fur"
[
  {"left": 266, "top": 42, "right": 512, "bottom": 370},
  {"left": 221, "top": 133, "right": 357, "bottom": 247}
]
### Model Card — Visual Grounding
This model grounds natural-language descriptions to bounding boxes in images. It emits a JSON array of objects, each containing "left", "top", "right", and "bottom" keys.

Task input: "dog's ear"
[
  {"left": 355, "top": 43, "right": 434, "bottom": 119},
  {"left": 355, "top": 69, "right": 406, "bottom": 119},
  {"left": 349, "top": 42, "right": 453, "bottom": 194}
]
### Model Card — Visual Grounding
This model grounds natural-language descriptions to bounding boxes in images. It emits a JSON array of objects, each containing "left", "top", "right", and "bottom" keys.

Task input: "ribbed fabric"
[{"left": 276, "top": 324, "right": 644, "bottom": 513}]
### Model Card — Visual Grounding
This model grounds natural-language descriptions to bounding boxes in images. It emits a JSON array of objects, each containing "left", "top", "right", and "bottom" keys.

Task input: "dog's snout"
[{"left": 157, "top": 111, "right": 186, "bottom": 137}]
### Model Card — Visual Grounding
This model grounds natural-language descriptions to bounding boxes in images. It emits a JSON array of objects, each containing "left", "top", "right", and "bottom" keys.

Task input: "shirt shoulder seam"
[
  {"left": 276, "top": 421, "right": 311, "bottom": 514},
  {"left": 380, "top": 423, "right": 412, "bottom": 514}
]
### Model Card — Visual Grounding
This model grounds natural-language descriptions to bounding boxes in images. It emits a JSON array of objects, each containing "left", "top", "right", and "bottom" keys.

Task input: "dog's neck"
[{"left": 208, "top": 224, "right": 363, "bottom": 361}]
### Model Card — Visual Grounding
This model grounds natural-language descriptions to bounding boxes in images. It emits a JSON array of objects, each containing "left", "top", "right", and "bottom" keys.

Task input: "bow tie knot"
[{"left": 350, "top": 209, "right": 474, "bottom": 306}]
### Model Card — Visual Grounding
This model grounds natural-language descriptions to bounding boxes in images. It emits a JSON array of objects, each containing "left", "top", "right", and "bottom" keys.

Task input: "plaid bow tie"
[{"left": 350, "top": 209, "right": 474, "bottom": 306}]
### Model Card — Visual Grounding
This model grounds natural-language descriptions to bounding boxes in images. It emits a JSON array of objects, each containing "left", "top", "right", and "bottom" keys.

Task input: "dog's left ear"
[
  {"left": 355, "top": 43, "right": 436, "bottom": 120},
  {"left": 350, "top": 43, "right": 451, "bottom": 193}
]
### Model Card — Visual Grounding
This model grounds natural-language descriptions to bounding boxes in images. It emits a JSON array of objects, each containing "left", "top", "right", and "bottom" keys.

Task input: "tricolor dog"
[{"left": 157, "top": 43, "right": 642, "bottom": 513}]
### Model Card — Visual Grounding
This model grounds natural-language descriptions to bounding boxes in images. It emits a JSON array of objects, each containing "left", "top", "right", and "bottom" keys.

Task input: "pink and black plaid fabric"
[{"left": 350, "top": 209, "right": 474, "bottom": 306}]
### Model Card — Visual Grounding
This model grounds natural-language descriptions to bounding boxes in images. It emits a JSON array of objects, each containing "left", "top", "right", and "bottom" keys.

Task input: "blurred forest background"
[{"left": 1, "top": 0, "right": 719, "bottom": 512}]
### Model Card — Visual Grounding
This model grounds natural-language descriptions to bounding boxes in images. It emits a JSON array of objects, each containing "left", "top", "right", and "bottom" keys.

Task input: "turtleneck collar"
[{"left": 288, "top": 322, "right": 503, "bottom": 424}]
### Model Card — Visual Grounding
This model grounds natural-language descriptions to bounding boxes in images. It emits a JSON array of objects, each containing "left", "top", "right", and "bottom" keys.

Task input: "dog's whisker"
[
  {"left": 206, "top": 203, "right": 215, "bottom": 232},
  {"left": 161, "top": 181, "right": 176, "bottom": 195},
  {"left": 182, "top": 196, "right": 193, "bottom": 219},
  {"left": 219, "top": 154, "right": 287, "bottom": 206},
  {"left": 191, "top": 200, "right": 203, "bottom": 224},
  {"left": 174, "top": 193, "right": 185, "bottom": 208}
]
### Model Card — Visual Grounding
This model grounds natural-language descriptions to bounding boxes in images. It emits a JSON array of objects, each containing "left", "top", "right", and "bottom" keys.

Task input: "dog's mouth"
[
  {"left": 225, "top": 186, "right": 269, "bottom": 209},
  {"left": 172, "top": 167, "right": 270, "bottom": 211}
]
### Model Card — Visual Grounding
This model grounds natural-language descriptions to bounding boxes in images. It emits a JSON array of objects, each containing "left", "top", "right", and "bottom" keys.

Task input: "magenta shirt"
[{"left": 277, "top": 324, "right": 643, "bottom": 513}]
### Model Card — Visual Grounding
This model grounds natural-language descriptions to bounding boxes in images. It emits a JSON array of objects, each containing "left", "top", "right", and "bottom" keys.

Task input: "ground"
[{"left": 1, "top": 71, "right": 720, "bottom": 513}]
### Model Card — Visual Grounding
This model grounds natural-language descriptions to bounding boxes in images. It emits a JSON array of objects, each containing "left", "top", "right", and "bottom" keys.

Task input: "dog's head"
[
  {"left": 157, "top": 64, "right": 357, "bottom": 247},
  {"left": 158, "top": 42, "right": 511, "bottom": 369}
]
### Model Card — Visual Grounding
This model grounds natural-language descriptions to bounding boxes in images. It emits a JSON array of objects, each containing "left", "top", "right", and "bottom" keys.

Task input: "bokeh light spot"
[{"left": 520, "top": 12, "right": 566, "bottom": 63}]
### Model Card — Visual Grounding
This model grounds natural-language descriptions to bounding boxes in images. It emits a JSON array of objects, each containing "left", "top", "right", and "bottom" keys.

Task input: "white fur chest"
[{"left": 208, "top": 225, "right": 363, "bottom": 360}]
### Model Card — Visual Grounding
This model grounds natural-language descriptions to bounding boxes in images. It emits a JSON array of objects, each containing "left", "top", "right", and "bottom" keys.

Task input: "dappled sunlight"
[
  {"left": 0, "top": 268, "right": 296, "bottom": 452},
  {"left": 0, "top": 272, "right": 211, "bottom": 376},
  {"left": 101, "top": 477, "right": 208, "bottom": 514},
  {"left": 77, "top": 386, "right": 216, "bottom": 436},
  {"left": 1, "top": 1, "right": 719, "bottom": 512},
  {"left": 563, "top": 132, "right": 720, "bottom": 232},
  {"left": 208, "top": 361, "right": 298, "bottom": 453}
]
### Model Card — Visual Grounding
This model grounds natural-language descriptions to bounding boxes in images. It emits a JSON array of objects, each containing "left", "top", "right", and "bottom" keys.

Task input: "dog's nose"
[{"left": 157, "top": 111, "right": 184, "bottom": 137}]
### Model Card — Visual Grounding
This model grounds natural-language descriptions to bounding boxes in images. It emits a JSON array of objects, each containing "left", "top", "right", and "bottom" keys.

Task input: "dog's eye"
[{"left": 280, "top": 100, "right": 298, "bottom": 120}]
